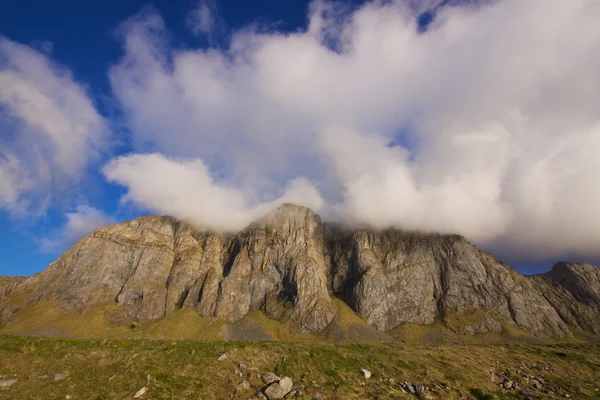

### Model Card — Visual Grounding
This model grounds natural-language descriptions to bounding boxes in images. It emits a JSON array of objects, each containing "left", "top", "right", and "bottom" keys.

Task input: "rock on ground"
[
  {"left": 264, "top": 377, "right": 293, "bottom": 399},
  {"left": 133, "top": 387, "right": 148, "bottom": 398},
  {"left": 262, "top": 373, "right": 281, "bottom": 385},
  {"left": 0, "top": 378, "right": 17, "bottom": 388}
]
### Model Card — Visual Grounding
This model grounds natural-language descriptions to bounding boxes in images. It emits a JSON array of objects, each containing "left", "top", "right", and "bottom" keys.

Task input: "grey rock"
[
  {"left": 257, "top": 392, "right": 268, "bottom": 400},
  {"left": 531, "top": 263, "right": 600, "bottom": 335},
  {"left": 325, "top": 229, "right": 573, "bottom": 337},
  {"left": 238, "top": 380, "right": 251, "bottom": 390},
  {"left": 54, "top": 373, "right": 69, "bottom": 382},
  {"left": 503, "top": 380, "right": 513, "bottom": 389},
  {"left": 217, "top": 353, "right": 227, "bottom": 361},
  {"left": 264, "top": 376, "right": 293, "bottom": 399},
  {"left": 286, "top": 390, "right": 297, "bottom": 398},
  {"left": 360, "top": 368, "right": 372, "bottom": 378},
  {"left": 133, "top": 387, "right": 148, "bottom": 398},
  {"left": 262, "top": 372, "right": 281, "bottom": 385},
  {"left": 521, "top": 388, "right": 540, "bottom": 399},
  {"left": 1, "top": 204, "right": 599, "bottom": 339},
  {"left": 0, "top": 378, "right": 17, "bottom": 388},
  {"left": 239, "top": 362, "right": 248, "bottom": 369}
]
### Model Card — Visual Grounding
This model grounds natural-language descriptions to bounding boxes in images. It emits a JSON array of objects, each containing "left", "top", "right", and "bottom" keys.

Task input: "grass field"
[
  {"left": 1, "top": 298, "right": 600, "bottom": 399},
  {"left": 1, "top": 335, "right": 599, "bottom": 400}
]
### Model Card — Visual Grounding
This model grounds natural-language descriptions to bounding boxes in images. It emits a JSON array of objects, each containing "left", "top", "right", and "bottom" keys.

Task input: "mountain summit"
[{"left": 1, "top": 204, "right": 599, "bottom": 338}]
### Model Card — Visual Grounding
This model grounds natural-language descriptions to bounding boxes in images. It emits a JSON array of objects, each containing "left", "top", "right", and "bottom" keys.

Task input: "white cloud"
[
  {"left": 40, "top": 205, "right": 116, "bottom": 251},
  {"left": 0, "top": 37, "right": 108, "bottom": 214},
  {"left": 103, "top": 153, "right": 324, "bottom": 232},
  {"left": 106, "top": 0, "right": 600, "bottom": 263}
]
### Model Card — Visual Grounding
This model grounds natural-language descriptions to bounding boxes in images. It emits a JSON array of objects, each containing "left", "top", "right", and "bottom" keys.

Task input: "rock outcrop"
[
  {"left": 1, "top": 204, "right": 599, "bottom": 338},
  {"left": 0, "top": 276, "right": 25, "bottom": 298},
  {"left": 531, "top": 263, "right": 600, "bottom": 336},
  {"left": 324, "top": 229, "right": 571, "bottom": 337}
]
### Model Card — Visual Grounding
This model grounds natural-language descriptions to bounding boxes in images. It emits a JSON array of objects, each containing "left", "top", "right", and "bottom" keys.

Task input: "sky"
[{"left": 1, "top": 0, "right": 599, "bottom": 276}]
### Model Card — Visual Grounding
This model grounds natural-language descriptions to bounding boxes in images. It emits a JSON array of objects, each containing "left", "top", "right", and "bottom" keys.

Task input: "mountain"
[{"left": 1, "top": 204, "right": 599, "bottom": 339}]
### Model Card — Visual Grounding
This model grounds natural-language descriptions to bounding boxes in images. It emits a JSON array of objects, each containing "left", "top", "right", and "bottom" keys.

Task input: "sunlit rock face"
[{"left": 2, "top": 204, "right": 599, "bottom": 338}]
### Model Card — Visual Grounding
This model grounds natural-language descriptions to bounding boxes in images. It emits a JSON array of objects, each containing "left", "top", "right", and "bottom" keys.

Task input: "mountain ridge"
[{"left": 1, "top": 203, "right": 599, "bottom": 339}]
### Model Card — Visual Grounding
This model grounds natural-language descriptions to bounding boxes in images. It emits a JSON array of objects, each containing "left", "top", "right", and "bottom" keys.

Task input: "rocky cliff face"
[{"left": 1, "top": 204, "right": 599, "bottom": 338}]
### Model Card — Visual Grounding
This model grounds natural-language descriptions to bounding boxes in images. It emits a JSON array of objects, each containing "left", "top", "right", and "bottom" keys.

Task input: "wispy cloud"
[
  {"left": 0, "top": 37, "right": 109, "bottom": 215},
  {"left": 40, "top": 205, "right": 116, "bottom": 252},
  {"left": 186, "top": 0, "right": 222, "bottom": 44}
]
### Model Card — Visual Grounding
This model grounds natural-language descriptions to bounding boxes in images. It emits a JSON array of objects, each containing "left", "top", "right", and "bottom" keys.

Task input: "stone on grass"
[
  {"left": 360, "top": 368, "right": 372, "bottom": 378},
  {"left": 0, "top": 378, "right": 17, "bottom": 388},
  {"left": 521, "top": 389, "right": 540, "bottom": 399},
  {"left": 262, "top": 372, "right": 281, "bottom": 385},
  {"left": 238, "top": 381, "right": 251, "bottom": 390},
  {"left": 217, "top": 353, "right": 228, "bottom": 361},
  {"left": 54, "top": 373, "right": 69, "bottom": 382},
  {"left": 133, "top": 387, "right": 148, "bottom": 398},
  {"left": 264, "top": 377, "right": 293, "bottom": 399}
]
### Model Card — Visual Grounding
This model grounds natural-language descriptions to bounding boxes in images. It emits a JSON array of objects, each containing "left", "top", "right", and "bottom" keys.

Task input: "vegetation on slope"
[{"left": 0, "top": 336, "right": 599, "bottom": 399}]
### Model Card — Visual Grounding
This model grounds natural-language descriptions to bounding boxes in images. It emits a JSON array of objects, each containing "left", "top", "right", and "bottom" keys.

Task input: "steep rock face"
[
  {"left": 0, "top": 205, "right": 335, "bottom": 333},
  {"left": 531, "top": 263, "right": 600, "bottom": 335},
  {"left": 214, "top": 204, "right": 335, "bottom": 332},
  {"left": 545, "top": 262, "right": 600, "bottom": 312},
  {"left": 325, "top": 229, "right": 571, "bottom": 337},
  {"left": 5, "top": 216, "right": 180, "bottom": 321},
  {"left": 1, "top": 204, "right": 599, "bottom": 338}
]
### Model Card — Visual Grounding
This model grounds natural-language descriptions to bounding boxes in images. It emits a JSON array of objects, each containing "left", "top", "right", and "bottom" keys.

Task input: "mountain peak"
[
  {"left": 250, "top": 203, "right": 321, "bottom": 231},
  {"left": 1, "top": 207, "right": 599, "bottom": 339},
  {"left": 274, "top": 202, "right": 318, "bottom": 218}
]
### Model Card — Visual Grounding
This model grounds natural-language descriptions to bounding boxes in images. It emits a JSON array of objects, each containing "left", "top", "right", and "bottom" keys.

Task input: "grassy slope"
[
  {"left": 1, "top": 298, "right": 600, "bottom": 399},
  {"left": 0, "top": 336, "right": 599, "bottom": 399}
]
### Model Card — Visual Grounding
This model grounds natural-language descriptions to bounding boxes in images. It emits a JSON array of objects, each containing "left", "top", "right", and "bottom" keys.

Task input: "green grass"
[
  {"left": 1, "top": 298, "right": 600, "bottom": 398},
  {"left": 470, "top": 388, "right": 495, "bottom": 400},
  {"left": 0, "top": 336, "right": 599, "bottom": 399}
]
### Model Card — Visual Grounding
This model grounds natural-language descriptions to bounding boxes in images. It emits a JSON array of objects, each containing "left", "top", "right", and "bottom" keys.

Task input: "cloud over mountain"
[{"left": 104, "top": 0, "right": 600, "bottom": 263}]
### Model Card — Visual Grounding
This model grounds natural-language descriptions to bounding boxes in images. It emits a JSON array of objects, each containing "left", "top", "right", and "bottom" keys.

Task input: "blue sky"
[
  {"left": 2, "top": 0, "right": 324, "bottom": 276},
  {"left": 1, "top": 0, "right": 599, "bottom": 276}
]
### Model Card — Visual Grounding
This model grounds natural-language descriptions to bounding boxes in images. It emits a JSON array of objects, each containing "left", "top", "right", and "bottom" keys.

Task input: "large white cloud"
[
  {"left": 106, "top": 0, "right": 600, "bottom": 263},
  {"left": 0, "top": 38, "right": 108, "bottom": 214},
  {"left": 103, "top": 153, "right": 324, "bottom": 232}
]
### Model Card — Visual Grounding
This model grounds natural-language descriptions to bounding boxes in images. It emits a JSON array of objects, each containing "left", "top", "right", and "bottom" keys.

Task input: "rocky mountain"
[{"left": 1, "top": 204, "right": 599, "bottom": 338}]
